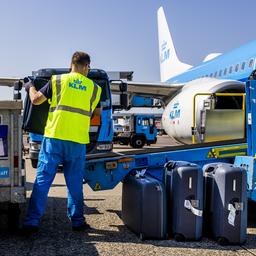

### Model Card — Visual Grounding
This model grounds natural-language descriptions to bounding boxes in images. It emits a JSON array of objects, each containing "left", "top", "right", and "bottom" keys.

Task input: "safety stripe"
[
  {"left": 49, "top": 105, "right": 91, "bottom": 117},
  {"left": 90, "top": 82, "right": 99, "bottom": 112},
  {"left": 56, "top": 75, "right": 62, "bottom": 104}
]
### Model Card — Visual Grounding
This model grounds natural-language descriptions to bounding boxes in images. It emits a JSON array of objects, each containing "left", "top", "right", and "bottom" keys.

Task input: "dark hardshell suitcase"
[
  {"left": 122, "top": 173, "right": 167, "bottom": 240},
  {"left": 22, "top": 77, "right": 50, "bottom": 134},
  {"left": 165, "top": 161, "right": 203, "bottom": 241},
  {"left": 203, "top": 163, "right": 247, "bottom": 245},
  {"left": 22, "top": 68, "right": 71, "bottom": 134}
]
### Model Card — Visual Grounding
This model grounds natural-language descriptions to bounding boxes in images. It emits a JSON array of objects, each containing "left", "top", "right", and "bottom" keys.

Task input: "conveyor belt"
[{"left": 86, "top": 138, "right": 246, "bottom": 161}]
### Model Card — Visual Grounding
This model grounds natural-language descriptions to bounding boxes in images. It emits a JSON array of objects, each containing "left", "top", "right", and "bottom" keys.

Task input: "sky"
[{"left": 1, "top": 0, "right": 256, "bottom": 99}]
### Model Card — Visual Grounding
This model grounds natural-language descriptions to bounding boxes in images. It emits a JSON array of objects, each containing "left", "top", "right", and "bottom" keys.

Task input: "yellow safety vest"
[{"left": 44, "top": 72, "right": 102, "bottom": 144}]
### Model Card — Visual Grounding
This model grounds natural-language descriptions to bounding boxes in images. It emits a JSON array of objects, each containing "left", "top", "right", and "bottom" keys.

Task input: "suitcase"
[
  {"left": 165, "top": 161, "right": 203, "bottom": 241},
  {"left": 22, "top": 68, "right": 71, "bottom": 134},
  {"left": 122, "top": 173, "right": 167, "bottom": 240},
  {"left": 203, "top": 162, "right": 247, "bottom": 245},
  {"left": 22, "top": 77, "right": 50, "bottom": 134}
]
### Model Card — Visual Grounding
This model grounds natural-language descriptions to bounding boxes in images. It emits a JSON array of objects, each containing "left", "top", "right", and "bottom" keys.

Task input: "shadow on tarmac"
[{"left": 0, "top": 197, "right": 254, "bottom": 256}]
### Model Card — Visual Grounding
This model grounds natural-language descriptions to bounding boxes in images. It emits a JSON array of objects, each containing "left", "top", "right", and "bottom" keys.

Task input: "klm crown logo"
[
  {"left": 170, "top": 102, "right": 180, "bottom": 120},
  {"left": 160, "top": 40, "right": 170, "bottom": 64},
  {"left": 69, "top": 79, "right": 87, "bottom": 91}
]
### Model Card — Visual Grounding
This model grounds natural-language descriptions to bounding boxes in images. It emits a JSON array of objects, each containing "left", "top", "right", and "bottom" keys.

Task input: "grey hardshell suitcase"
[
  {"left": 122, "top": 173, "right": 167, "bottom": 240},
  {"left": 165, "top": 161, "right": 203, "bottom": 241},
  {"left": 203, "top": 162, "right": 247, "bottom": 245}
]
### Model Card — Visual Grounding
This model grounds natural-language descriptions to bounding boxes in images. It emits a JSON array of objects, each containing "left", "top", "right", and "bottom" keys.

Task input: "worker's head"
[{"left": 71, "top": 51, "right": 91, "bottom": 76}]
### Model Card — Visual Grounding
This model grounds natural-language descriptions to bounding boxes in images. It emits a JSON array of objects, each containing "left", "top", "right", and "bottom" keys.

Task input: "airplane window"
[
  {"left": 241, "top": 62, "right": 246, "bottom": 70},
  {"left": 249, "top": 58, "right": 254, "bottom": 68},
  {"left": 219, "top": 70, "right": 222, "bottom": 76},
  {"left": 229, "top": 66, "right": 233, "bottom": 73},
  {"left": 235, "top": 64, "right": 239, "bottom": 72},
  {"left": 224, "top": 68, "right": 227, "bottom": 75},
  {"left": 214, "top": 71, "right": 217, "bottom": 77}
]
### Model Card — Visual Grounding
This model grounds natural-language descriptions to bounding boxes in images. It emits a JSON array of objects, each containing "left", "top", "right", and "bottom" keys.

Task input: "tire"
[
  {"left": 130, "top": 136, "right": 145, "bottom": 148},
  {"left": 139, "top": 233, "right": 145, "bottom": 241},
  {"left": 31, "top": 159, "right": 38, "bottom": 169},
  {"left": 218, "top": 237, "right": 229, "bottom": 246},
  {"left": 8, "top": 203, "right": 21, "bottom": 231},
  {"left": 174, "top": 233, "right": 185, "bottom": 242}
]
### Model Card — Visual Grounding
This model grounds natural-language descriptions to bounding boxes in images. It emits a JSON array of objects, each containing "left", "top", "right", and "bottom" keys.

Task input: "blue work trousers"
[{"left": 24, "top": 137, "right": 86, "bottom": 227}]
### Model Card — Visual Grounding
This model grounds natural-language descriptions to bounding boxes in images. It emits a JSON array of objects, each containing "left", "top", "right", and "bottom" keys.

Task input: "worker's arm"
[
  {"left": 25, "top": 80, "right": 51, "bottom": 105},
  {"left": 29, "top": 87, "right": 47, "bottom": 105}
]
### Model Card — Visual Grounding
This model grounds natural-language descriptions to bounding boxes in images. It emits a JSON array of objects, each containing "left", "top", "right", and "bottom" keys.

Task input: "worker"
[{"left": 22, "top": 51, "right": 102, "bottom": 235}]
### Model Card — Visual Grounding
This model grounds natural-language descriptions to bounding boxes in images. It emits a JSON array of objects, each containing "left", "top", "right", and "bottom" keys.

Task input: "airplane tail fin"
[{"left": 157, "top": 7, "right": 192, "bottom": 82}]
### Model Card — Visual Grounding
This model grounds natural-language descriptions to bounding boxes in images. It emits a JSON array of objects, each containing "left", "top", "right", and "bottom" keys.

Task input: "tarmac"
[{"left": 0, "top": 135, "right": 255, "bottom": 256}]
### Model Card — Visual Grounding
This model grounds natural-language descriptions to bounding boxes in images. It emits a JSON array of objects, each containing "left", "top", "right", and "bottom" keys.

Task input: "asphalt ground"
[{"left": 0, "top": 135, "right": 255, "bottom": 256}]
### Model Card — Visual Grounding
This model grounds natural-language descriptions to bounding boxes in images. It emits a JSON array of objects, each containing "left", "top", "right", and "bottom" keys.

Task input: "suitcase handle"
[
  {"left": 135, "top": 168, "right": 147, "bottom": 178},
  {"left": 164, "top": 161, "right": 176, "bottom": 170},
  {"left": 164, "top": 161, "right": 197, "bottom": 171}
]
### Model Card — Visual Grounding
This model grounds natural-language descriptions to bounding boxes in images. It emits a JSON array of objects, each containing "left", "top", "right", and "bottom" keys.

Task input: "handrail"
[{"left": 192, "top": 92, "right": 246, "bottom": 144}]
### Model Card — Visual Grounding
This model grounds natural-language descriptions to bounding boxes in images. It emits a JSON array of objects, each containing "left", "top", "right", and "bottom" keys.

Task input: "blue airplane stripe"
[{"left": 166, "top": 40, "right": 256, "bottom": 83}]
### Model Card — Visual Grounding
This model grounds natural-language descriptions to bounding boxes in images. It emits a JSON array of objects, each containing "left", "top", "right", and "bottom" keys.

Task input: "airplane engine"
[{"left": 162, "top": 78, "right": 245, "bottom": 144}]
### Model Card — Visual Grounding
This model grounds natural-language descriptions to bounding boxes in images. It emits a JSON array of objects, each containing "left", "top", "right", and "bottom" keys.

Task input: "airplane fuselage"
[{"left": 166, "top": 40, "right": 256, "bottom": 84}]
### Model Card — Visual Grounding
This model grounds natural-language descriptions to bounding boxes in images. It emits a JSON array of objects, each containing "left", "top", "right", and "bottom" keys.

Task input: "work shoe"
[
  {"left": 72, "top": 222, "right": 91, "bottom": 231},
  {"left": 20, "top": 225, "right": 39, "bottom": 237}
]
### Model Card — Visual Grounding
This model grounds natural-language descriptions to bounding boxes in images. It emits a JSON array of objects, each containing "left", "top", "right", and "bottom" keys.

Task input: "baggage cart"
[{"left": 0, "top": 100, "right": 26, "bottom": 229}]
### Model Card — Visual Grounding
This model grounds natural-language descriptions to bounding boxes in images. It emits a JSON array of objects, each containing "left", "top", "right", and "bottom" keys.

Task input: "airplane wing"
[
  {"left": 0, "top": 77, "right": 22, "bottom": 87},
  {"left": 111, "top": 81, "right": 184, "bottom": 104}
]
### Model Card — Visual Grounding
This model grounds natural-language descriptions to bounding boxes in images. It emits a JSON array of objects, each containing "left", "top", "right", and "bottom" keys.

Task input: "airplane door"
[{"left": 149, "top": 117, "right": 154, "bottom": 135}]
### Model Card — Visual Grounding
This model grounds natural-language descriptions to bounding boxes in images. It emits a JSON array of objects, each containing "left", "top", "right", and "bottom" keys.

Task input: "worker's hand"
[{"left": 24, "top": 81, "right": 35, "bottom": 93}]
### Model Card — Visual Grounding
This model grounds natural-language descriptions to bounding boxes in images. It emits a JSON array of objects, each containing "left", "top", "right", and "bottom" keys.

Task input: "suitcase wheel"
[
  {"left": 217, "top": 237, "right": 229, "bottom": 246},
  {"left": 174, "top": 233, "right": 185, "bottom": 242},
  {"left": 139, "top": 233, "right": 145, "bottom": 241}
]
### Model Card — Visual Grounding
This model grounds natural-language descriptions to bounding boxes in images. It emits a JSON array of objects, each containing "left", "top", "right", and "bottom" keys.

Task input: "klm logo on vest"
[{"left": 69, "top": 79, "right": 87, "bottom": 91}]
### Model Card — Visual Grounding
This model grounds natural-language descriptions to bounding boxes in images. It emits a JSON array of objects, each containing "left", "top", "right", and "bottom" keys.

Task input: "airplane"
[{"left": 112, "top": 6, "right": 256, "bottom": 144}]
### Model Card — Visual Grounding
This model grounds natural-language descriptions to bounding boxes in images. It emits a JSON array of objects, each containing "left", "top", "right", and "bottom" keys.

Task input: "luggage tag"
[
  {"left": 184, "top": 200, "right": 203, "bottom": 217},
  {"left": 228, "top": 204, "right": 236, "bottom": 226},
  {"left": 228, "top": 202, "right": 244, "bottom": 226}
]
